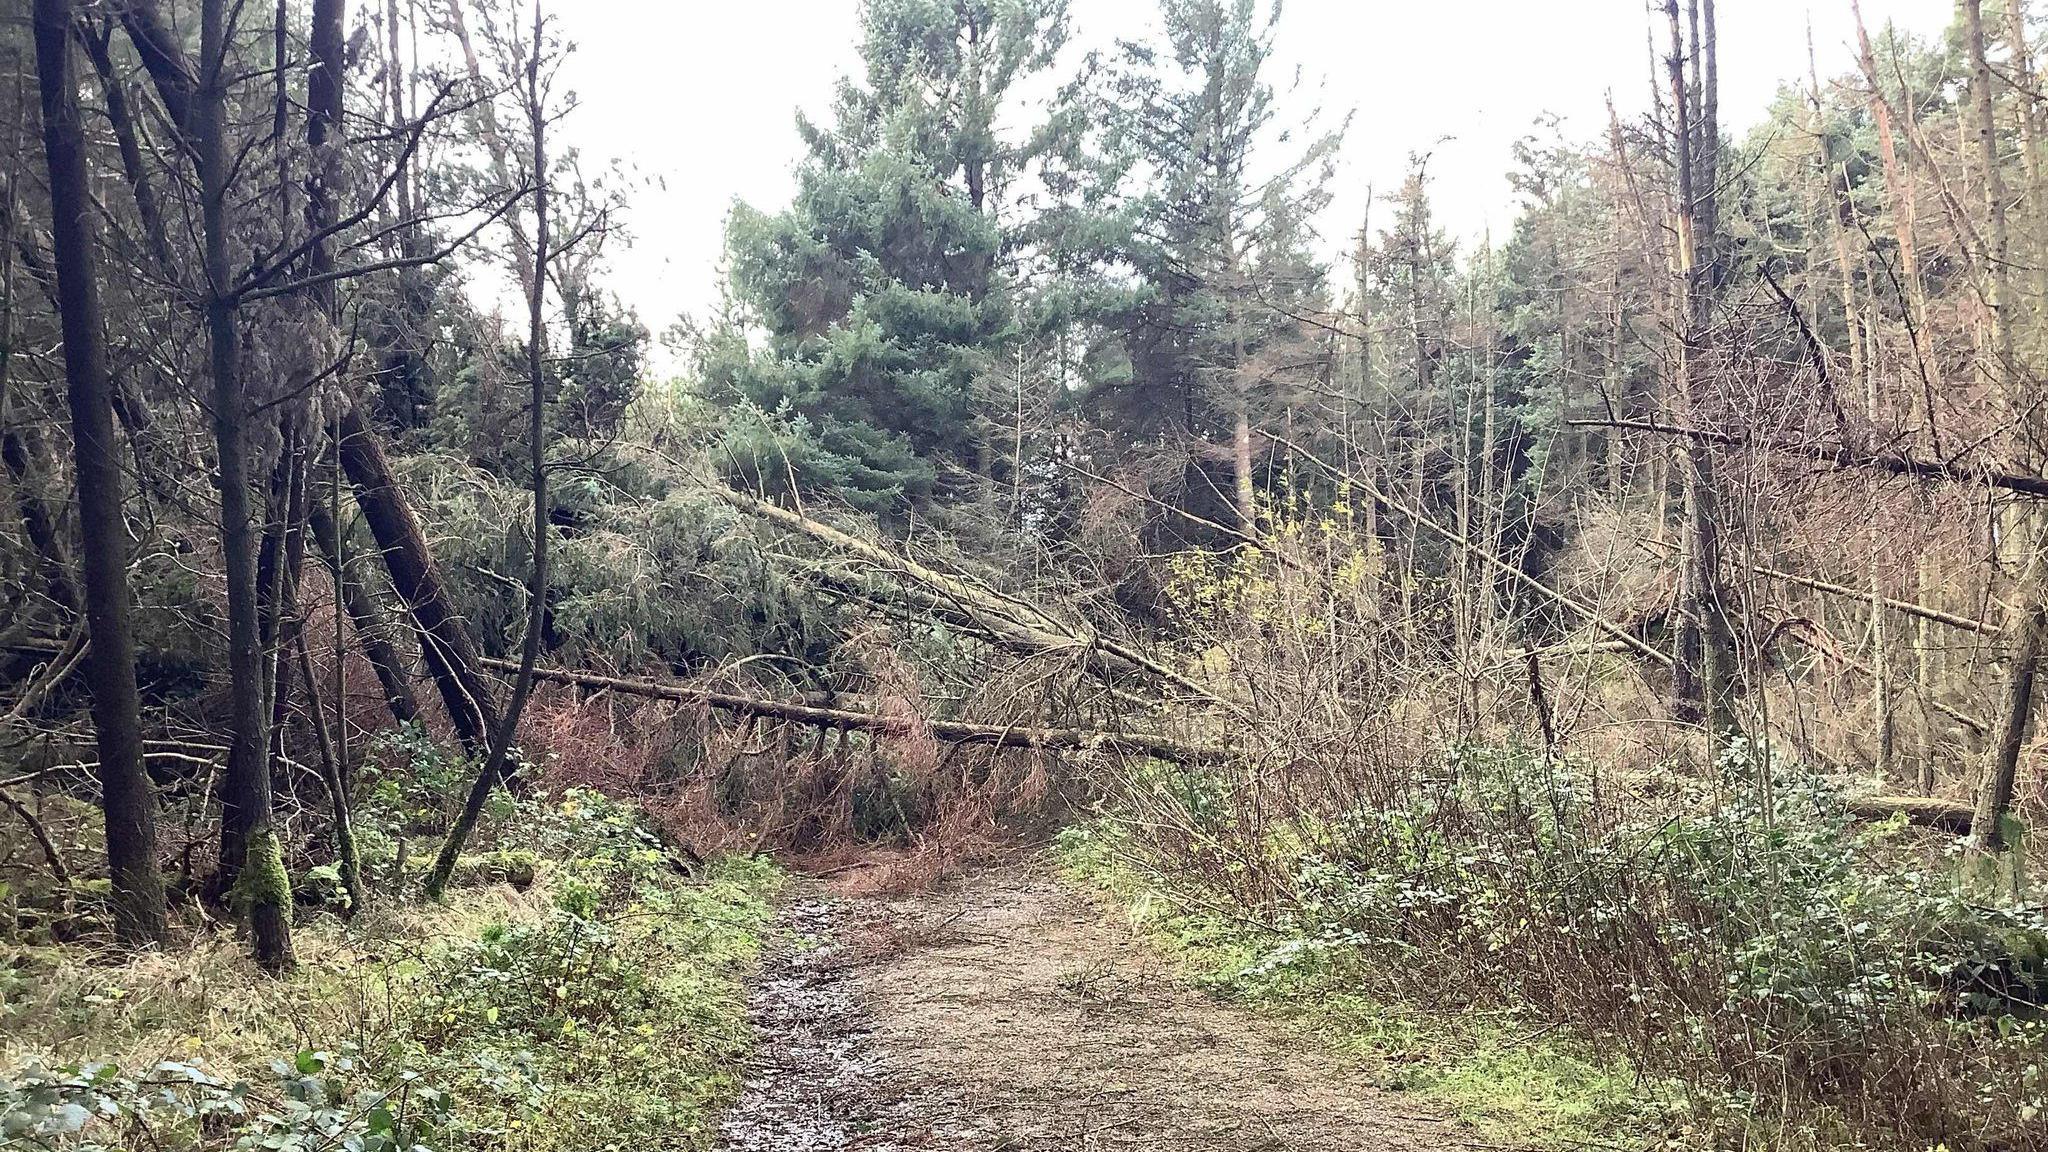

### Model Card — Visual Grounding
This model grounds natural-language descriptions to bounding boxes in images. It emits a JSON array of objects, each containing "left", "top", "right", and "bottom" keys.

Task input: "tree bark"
[
  {"left": 77, "top": 20, "right": 173, "bottom": 272},
  {"left": 301, "top": 0, "right": 424, "bottom": 731},
  {"left": 1972, "top": 602, "right": 2044, "bottom": 853},
  {"left": 33, "top": 0, "right": 167, "bottom": 947},
  {"left": 113, "top": 0, "right": 196, "bottom": 135},
  {"left": 1966, "top": 0, "right": 2017, "bottom": 390},
  {"left": 294, "top": 629, "right": 363, "bottom": 909},
  {"left": 1664, "top": 0, "right": 1737, "bottom": 738},
  {"left": 2008, "top": 0, "right": 2048, "bottom": 333},
  {"left": 336, "top": 404, "right": 499, "bottom": 753},
  {"left": 194, "top": 0, "right": 292, "bottom": 971},
  {"left": 0, "top": 425, "right": 81, "bottom": 615},
  {"left": 262, "top": 435, "right": 311, "bottom": 784},
  {"left": 1967, "top": 0, "right": 2043, "bottom": 854},
  {"left": 1851, "top": 0, "right": 1943, "bottom": 452}
]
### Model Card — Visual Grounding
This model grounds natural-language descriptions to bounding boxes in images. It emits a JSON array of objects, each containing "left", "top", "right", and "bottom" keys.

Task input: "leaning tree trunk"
[
  {"left": 33, "top": 0, "right": 167, "bottom": 946},
  {"left": 335, "top": 405, "right": 500, "bottom": 754},
  {"left": 1966, "top": 0, "right": 2043, "bottom": 854},
  {"left": 301, "top": 0, "right": 495, "bottom": 753},
  {"left": 1974, "top": 601, "right": 2045, "bottom": 853}
]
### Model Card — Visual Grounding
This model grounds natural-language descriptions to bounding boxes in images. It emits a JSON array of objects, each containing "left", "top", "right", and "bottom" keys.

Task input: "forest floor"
[{"left": 714, "top": 858, "right": 1463, "bottom": 1151}]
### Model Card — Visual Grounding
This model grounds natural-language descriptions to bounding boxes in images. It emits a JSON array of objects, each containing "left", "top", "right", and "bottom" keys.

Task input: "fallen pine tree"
[{"left": 713, "top": 487, "right": 1237, "bottom": 712}]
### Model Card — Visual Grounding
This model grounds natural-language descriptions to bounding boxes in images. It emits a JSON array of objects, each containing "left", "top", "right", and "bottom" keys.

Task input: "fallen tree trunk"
[
  {"left": 1568, "top": 416, "right": 2048, "bottom": 500},
  {"left": 1640, "top": 537, "right": 2000, "bottom": 637},
  {"left": 482, "top": 658, "right": 1227, "bottom": 764},
  {"left": 1846, "top": 793, "right": 1976, "bottom": 834},
  {"left": 715, "top": 487, "right": 1234, "bottom": 709}
]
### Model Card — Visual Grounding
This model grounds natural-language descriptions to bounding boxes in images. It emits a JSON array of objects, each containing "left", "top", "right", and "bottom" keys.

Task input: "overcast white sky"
[{"left": 545, "top": 0, "right": 1954, "bottom": 347}]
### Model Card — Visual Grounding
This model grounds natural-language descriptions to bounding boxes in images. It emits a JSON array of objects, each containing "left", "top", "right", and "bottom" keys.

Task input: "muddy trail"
[{"left": 715, "top": 862, "right": 1460, "bottom": 1151}]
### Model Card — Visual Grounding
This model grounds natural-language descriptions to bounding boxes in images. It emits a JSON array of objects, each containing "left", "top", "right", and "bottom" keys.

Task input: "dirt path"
[{"left": 716, "top": 862, "right": 1458, "bottom": 1151}]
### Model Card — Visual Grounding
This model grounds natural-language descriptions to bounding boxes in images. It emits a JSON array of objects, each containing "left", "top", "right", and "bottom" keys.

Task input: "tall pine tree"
[
  {"left": 1092, "top": 0, "right": 1341, "bottom": 534},
  {"left": 700, "top": 0, "right": 1071, "bottom": 514}
]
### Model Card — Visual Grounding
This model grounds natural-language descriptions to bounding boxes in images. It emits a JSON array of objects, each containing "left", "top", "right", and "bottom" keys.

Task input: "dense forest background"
[{"left": 4, "top": 0, "right": 2048, "bottom": 1149}]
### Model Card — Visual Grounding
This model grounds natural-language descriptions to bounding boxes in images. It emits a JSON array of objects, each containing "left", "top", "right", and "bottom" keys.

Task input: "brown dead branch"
[{"left": 482, "top": 659, "right": 1228, "bottom": 764}]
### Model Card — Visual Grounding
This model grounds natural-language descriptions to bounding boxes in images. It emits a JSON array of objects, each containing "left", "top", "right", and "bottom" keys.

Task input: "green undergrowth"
[
  {"left": 1054, "top": 822, "right": 1662, "bottom": 1151},
  {"left": 1, "top": 787, "right": 781, "bottom": 1151}
]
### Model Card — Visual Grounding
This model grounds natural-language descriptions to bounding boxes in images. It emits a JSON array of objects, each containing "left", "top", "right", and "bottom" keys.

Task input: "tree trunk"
[
  {"left": 262, "top": 435, "right": 311, "bottom": 785},
  {"left": 2007, "top": 0, "right": 2048, "bottom": 339},
  {"left": 253, "top": 443, "right": 294, "bottom": 766},
  {"left": 196, "top": 0, "right": 292, "bottom": 972},
  {"left": 294, "top": 629, "right": 363, "bottom": 909},
  {"left": 1664, "top": 0, "right": 1737, "bottom": 739},
  {"left": 1852, "top": 0, "right": 1943, "bottom": 451},
  {"left": 335, "top": 404, "right": 500, "bottom": 753},
  {"left": 77, "top": 21, "right": 173, "bottom": 272},
  {"left": 301, "top": 0, "right": 426, "bottom": 733},
  {"left": 0, "top": 425, "right": 81, "bottom": 615},
  {"left": 33, "top": 0, "right": 167, "bottom": 947},
  {"left": 1967, "top": 0, "right": 2043, "bottom": 853},
  {"left": 1966, "top": 0, "right": 2017, "bottom": 391},
  {"left": 426, "top": 4, "right": 550, "bottom": 899},
  {"left": 1232, "top": 409, "right": 1255, "bottom": 532},
  {"left": 1973, "top": 598, "right": 2045, "bottom": 853}
]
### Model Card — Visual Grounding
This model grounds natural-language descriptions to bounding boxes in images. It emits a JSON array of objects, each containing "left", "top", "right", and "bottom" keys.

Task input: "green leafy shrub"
[
  {"left": 2, "top": 789, "right": 780, "bottom": 1152},
  {"left": 0, "top": 1053, "right": 452, "bottom": 1151},
  {"left": 361, "top": 722, "right": 504, "bottom": 834},
  {"left": 398, "top": 790, "right": 779, "bottom": 1149},
  {"left": 1090, "top": 741, "right": 2048, "bottom": 1149}
]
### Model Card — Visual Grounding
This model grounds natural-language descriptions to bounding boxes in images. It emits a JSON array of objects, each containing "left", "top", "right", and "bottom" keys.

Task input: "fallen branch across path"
[
  {"left": 492, "top": 662, "right": 1975, "bottom": 828},
  {"left": 483, "top": 659, "right": 1228, "bottom": 763}
]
